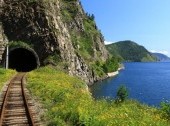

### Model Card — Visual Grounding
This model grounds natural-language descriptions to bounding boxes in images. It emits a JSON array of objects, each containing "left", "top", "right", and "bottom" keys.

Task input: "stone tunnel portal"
[{"left": 9, "top": 48, "right": 39, "bottom": 72}]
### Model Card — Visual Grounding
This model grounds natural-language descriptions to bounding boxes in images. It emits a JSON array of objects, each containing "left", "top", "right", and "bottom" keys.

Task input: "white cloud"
[
  {"left": 150, "top": 50, "right": 169, "bottom": 56},
  {"left": 104, "top": 41, "right": 114, "bottom": 45}
]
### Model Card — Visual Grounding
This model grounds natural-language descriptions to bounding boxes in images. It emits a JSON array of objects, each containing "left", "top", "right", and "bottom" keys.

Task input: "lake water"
[{"left": 90, "top": 62, "right": 170, "bottom": 107}]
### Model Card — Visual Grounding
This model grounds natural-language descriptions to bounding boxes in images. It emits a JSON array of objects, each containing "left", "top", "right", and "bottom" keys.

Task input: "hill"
[
  {"left": 106, "top": 40, "right": 157, "bottom": 62},
  {"left": 152, "top": 53, "right": 170, "bottom": 62}
]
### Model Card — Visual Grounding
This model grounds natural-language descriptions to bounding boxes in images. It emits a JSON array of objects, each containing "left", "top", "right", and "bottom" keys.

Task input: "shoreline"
[
  {"left": 107, "top": 66, "right": 124, "bottom": 77},
  {"left": 107, "top": 71, "right": 119, "bottom": 77},
  {"left": 90, "top": 65, "right": 125, "bottom": 85}
]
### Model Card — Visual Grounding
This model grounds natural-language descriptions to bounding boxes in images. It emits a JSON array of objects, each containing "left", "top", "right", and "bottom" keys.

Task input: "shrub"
[
  {"left": 160, "top": 101, "right": 170, "bottom": 120},
  {"left": 116, "top": 85, "right": 128, "bottom": 103}
]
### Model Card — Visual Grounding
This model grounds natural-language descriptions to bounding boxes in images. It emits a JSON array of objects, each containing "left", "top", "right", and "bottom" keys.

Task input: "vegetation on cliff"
[
  {"left": 60, "top": 0, "right": 113, "bottom": 78},
  {"left": 61, "top": 0, "right": 102, "bottom": 61},
  {"left": 90, "top": 56, "right": 119, "bottom": 78},
  {"left": 27, "top": 67, "right": 169, "bottom": 126},
  {"left": 106, "top": 40, "right": 157, "bottom": 62}
]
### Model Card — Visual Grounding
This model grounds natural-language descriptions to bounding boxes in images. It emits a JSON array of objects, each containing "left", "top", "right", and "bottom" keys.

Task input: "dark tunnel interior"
[{"left": 9, "top": 48, "right": 38, "bottom": 72}]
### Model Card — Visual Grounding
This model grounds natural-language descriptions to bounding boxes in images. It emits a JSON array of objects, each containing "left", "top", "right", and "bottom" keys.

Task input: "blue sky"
[{"left": 80, "top": 0, "right": 170, "bottom": 56}]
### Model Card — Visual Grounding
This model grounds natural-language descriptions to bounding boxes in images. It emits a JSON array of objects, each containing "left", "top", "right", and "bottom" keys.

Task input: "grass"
[
  {"left": 0, "top": 68, "right": 16, "bottom": 90},
  {"left": 27, "top": 67, "right": 169, "bottom": 126}
]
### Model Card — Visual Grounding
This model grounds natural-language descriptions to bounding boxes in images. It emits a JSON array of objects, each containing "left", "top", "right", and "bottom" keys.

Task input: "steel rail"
[
  {"left": 21, "top": 73, "right": 35, "bottom": 126},
  {"left": 0, "top": 75, "right": 13, "bottom": 125},
  {"left": 0, "top": 73, "right": 35, "bottom": 125}
]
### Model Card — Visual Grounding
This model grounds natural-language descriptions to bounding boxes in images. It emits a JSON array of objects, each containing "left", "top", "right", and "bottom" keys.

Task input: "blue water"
[{"left": 90, "top": 62, "right": 170, "bottom": 107}]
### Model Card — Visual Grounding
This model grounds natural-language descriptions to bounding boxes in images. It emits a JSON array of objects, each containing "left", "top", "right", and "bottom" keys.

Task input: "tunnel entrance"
[{"left": 9, "top": 48, "right": 39, "bottom": 72}]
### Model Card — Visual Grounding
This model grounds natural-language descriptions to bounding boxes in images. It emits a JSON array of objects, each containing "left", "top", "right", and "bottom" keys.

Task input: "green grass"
[
  {"left": 0, "top": 68, "right": 16, "bottom": 90},
  {"left": 27, "top": 67, "right": 169, "bottom": 126}
]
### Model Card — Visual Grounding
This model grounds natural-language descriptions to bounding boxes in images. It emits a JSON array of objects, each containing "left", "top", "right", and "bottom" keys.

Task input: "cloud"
[
  {"left": 104, "top": 41, "right": 113, "bottom": 45},
  {"left": 150, "top": 50, "right": 169, "bottom": 56}
]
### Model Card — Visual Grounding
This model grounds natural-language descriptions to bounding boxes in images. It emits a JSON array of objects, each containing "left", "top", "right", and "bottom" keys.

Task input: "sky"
[{"left": 80, "top": 0, "right": 170, "bottom": 56}]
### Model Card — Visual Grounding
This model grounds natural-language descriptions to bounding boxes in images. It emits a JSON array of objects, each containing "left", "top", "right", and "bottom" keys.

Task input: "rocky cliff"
[
  {"left": 0, "top": 0, "right": 7, "bottom": 63},
  {"left": 0, "top": 0, "right": 109, "bottom": 84}
]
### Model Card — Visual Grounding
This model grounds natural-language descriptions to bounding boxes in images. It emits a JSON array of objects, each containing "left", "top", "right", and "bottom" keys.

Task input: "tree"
[
  {"left": 116, "top": 85, "right": 128, "bottom": 103},
  {"left": 86, "top": 13, "right": 95, "bottom": 21},
  {"left": 90, "top": 14, "right": 95, "bottom": 20},
  {"left": 103, "top": 57, "right": 119, "bottom": 73}
]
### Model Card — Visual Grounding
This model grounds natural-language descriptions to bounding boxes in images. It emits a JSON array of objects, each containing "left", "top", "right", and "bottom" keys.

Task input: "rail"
[{"left": 0, "top": 73, "right": 35, "bottom": 125}]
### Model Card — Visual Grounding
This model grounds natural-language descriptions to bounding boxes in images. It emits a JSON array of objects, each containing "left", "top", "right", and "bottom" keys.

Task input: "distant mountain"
[
  {"left": 106, "top": 40, "right": 157, "bottom": 62},
  {"left": 152, "top": 53, "right": 170, "bottom": 62}
]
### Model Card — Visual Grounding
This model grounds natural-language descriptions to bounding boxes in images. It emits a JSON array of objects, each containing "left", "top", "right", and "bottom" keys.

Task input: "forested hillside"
[
  {"left": 106, "top": 40, "right": 157, "bottom": 62},
  {"left": 152, "top": 53, "right": 170, "bottom": 62}
]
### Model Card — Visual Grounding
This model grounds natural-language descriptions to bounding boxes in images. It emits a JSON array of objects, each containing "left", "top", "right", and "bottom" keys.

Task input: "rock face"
[
  {"left": 0, "top": 0, "right": 7, "bottom": 63},
  {"left": 0, "top": 23, "right": 7, "bottom": 63},
  {"left": 0, "top": 0, "right": 109, "bottom": 84}
]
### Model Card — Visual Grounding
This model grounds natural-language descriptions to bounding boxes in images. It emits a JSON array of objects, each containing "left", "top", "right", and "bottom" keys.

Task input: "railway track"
[{"left": 0, "top": 72, "right": 40, "bottom": 126}]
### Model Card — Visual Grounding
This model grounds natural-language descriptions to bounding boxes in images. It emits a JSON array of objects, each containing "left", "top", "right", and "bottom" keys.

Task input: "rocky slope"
[
  {"left": 106, "top": 40, "right": 157, "bottom": 62},
  {"left": 0, "top": 0, "right": 109, "bottom": 84}
]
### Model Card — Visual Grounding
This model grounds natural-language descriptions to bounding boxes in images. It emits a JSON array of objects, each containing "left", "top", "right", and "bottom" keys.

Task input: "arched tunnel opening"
[{"left": 9, "top": 48, "right": 39, "bottom": 72}]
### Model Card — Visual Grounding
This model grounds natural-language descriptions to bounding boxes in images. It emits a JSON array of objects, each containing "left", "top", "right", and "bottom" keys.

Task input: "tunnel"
[{"left": 9, "top": 48, "right": 39, "bottom": 72}]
